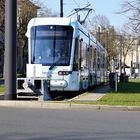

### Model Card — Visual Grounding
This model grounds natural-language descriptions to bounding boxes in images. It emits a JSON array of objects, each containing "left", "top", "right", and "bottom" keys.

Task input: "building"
[
  {"left": 125, "top": 40, "right": 140, "bottom": 77},
  {"left": 18, "top": 0, "right": 39, "bottom": 19}
]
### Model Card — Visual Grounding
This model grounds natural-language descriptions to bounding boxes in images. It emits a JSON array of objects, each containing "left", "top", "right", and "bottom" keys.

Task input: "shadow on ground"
[{"left": 117, "top": 81, "right": 140, "bottom": 94}]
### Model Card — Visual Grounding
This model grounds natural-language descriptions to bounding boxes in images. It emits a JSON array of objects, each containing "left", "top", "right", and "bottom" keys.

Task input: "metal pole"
[
  {"left": 138, "top": 44, "right": 140, "bottom": 79},
  {"left": 60, "top": 0, "right": 63, "bottom": 17},
  {"left": 119, "top": 36, "right": 122, "bottom": 75},
  {"left": 131, "top": 49, "right": 133, "bottom": 77},
  {"left": 4, "top": 0, "right": 17, "bottom": 100},
  {"left": 115, "top": 73, "right": 118, "bottom": 92}
]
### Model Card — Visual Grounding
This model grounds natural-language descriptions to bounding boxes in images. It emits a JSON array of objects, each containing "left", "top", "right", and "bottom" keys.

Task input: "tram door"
[
  {"left": 93, "top": 48, "right": 97, "bottom": 85},
  {"left": 79, "top": 39, "right": 89, "bottom": 90}
]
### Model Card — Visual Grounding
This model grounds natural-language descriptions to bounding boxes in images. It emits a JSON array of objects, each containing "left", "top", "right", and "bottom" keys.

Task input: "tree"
[
  {"left": 117, "top": 28, "right": 135, "bottom": 73},
  {"left": 38, "top": 7, "right": 58, "bottom": 17},
  {"left": 0, "top": 0, "right": 5, "bottom": 77},
  {"left": 16, "top": 0, "right": 40, "bottom": 74},
  {"left": 91, "top": 15, "right": 119, "bottom": 71},
  {"left": 92, "top": 15, "right": 110, "bottom": 30},
  {"left": 120, "top": 36, "right": 133, "bottom": 73},
  {"left": 0, "top": 0, "right": 5, "bottom": 33},
  {"left": 113, "top": 23, "right": 137, "bottom": 73},
  {"left": 0, "top": 0, "right": 60, "bottom": 77},
  {"left": 119, "top": 0, "right": 140, "bottom": 34},
  {"left": 17, "top": 0, "right": 58, "bottom": 75}
]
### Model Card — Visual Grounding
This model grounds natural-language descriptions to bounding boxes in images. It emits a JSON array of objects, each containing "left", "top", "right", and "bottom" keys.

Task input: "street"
[{"left": 0, "top": 107, "right": 140, "bottom": 140}]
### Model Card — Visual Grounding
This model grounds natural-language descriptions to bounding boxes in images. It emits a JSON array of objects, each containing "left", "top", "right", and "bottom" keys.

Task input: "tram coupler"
[{"left": 17, "top": 78, "right": 52, "bottom": 101}]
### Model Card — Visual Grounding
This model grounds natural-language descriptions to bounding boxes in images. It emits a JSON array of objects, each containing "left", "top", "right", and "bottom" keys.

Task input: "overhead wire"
[
  {"left": 73, "top": 0, "right": 80, "bottom": 7},
  {"left": 72, "top": 0, "right": 94, "bottom": 29},
  {"left": 72, "top": 0, "right": 88, "bottom": 19},
  {"left": 86, "top": 0, "right": 96, "bottom": 29}
]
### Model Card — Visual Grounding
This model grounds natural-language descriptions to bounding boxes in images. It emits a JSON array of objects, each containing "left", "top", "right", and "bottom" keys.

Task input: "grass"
[
  {"left": 90, "top": 79, "right": 140, "bottom": 106},
  {"left": 0, "top": 73, "right": 22, "bottom": 93},
  {"left": 0, "top": 85, "right": 5, "bottom": 93},
  {"left": 1, "top": 78, "right": 140, "bottom": 106}
]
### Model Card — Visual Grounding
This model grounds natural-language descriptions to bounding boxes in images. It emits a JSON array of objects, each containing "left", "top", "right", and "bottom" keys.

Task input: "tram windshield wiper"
[
  {"left": 49, "top": 63, "right": 56, "bottom": 70},
  {"left": 49, "top": 57, "right": 62, "bottom": 70}
]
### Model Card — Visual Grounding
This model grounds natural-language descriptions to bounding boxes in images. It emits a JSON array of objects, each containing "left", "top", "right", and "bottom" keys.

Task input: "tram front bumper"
[
  {"left": 17, "top": 78, "right": 68, "bottom": 94},
  {"left": 50, "top": 80, "right": 68, "bottom": 88}
]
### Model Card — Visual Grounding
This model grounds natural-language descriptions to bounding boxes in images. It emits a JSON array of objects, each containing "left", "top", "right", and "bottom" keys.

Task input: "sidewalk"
[{"left": 69, "top": 84, "right": 110, "bottom": 102}]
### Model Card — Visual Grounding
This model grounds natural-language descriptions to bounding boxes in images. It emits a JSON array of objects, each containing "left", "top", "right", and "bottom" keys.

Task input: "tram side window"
[
  {"left": 100, "top": 53, "right": 103, "bottom": 69},
  {"left": 102, "top": 54, "right": 105, "bottom": 69},
  {"left": 104, "top": 54, "right": 107, "bottom": 69},
  {"left": 81, "top": 41, "right": 87, "bottom": 68},
  {"left": 85, "top": 44, "right": 88, "bottom": 68},
  {"left": 0, "top": 50, "right": 1, "bottom": 62},
  {"left": 97, "top": 51, "right": 100, "bottom": 69},
  {"left": 88, "top": 46, "right": 93, "bottom": 70},
  {"left": 93, "top": 48, "right": 96, "bottom": 69},
  {"left": 73, "top": 38, "right": 78, "bottom": 71}
]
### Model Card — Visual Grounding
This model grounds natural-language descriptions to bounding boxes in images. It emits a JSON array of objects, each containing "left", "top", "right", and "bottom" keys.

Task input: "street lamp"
[{"left": 4, "top": 0, "right": 17, "bottom": 100}]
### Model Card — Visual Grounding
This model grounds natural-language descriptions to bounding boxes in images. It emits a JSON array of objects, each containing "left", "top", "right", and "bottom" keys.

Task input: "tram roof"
[
  {"left": 26, "top": 17, "right": 106, "bottom": 51},
  {"left": 26, "top": 17, "right": 96, "bottom": 39},
  {"left": 27, "top": 17, "right": 76, "bottom": 28}
]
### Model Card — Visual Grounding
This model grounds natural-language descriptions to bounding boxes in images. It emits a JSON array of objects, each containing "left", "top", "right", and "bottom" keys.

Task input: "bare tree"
[
  {"left": 0, "top": 0, "right": 59, "bottom": 77},
  {"left": 116, "top": 25, "right": 136, "bottom": 73},
  {"left": 92, "top": 15, "right": 110, "bottom": 30},
  {"left": 91, "top": 15, "right": 119, "bottom": 71},
  {"left": 17, "top": 0, "right": 40, "bottom": 75},
  {"left": 120, "top": 35, "right": 135, "bottom": 72},
  {"left": 119, "top": 0, "right": 140, "bottom": 34},
  {"left": 0, "top": 0, "right": 4, "bottom": 33},
  {"left": 16, "top": 0, "right": 58, "bottom": 75},
  {"left": 38, "top": 7, "right": 59, "bottom": 17}
]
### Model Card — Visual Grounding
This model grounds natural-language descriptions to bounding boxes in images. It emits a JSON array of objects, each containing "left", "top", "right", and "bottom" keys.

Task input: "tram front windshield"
[{"left": 31, "top": 25, "right": 73, "bottom": 66}]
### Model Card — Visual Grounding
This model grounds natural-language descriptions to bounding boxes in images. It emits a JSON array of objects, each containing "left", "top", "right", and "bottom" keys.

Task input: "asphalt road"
[{"left": 0, "top": 108, "right": 140, "bottom": 140}]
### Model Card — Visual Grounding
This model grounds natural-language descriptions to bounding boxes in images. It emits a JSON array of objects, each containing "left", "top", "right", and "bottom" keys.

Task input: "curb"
[{"left": 0, "top": 100, "right": 140, "bottom": 111}]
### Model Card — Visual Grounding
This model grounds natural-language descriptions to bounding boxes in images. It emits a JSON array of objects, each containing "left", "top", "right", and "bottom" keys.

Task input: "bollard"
[{"left": 114, "top": 73, "right": 118, "bottom": 92}]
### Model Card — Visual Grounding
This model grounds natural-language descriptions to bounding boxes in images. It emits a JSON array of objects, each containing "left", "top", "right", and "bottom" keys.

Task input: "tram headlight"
[
  {"left": 58, "top": 71, "right": 70, "bottom": 75},
  {"left": 58, "top": 71, "right": 63, "bottom": 75}
]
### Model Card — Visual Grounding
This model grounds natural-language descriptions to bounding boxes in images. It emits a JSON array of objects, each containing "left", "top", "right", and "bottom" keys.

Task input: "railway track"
[
  {"left": 15, "top": 90, "right": 83, "bottom": 101},
  {"left": 49, "top": 91, "right": 83, "bottom": 101},
  {"left": 16, "top": 84, "right": 105, "bottom": 101}
]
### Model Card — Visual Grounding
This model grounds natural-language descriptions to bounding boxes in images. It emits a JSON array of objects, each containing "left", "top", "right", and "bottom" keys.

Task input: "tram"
[{"left": 17, "top": 17, "right": 108, "bottom": 98}]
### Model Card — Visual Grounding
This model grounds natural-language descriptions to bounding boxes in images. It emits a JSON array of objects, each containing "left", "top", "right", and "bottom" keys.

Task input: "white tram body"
[{"left": 17, "top": 17, "right": 108, "bottom": 97}]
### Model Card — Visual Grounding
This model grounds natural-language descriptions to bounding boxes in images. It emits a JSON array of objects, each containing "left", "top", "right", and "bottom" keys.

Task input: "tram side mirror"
[{"left": 79, "top": 58, "right": 81, "bottom": 70}]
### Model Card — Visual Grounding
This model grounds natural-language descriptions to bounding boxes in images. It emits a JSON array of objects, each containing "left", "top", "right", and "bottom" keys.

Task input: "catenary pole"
[
  {"left": 4, "top": 0, "right": 17, "bottom": 100},
  {"left": 60, "top": 0, "right": 63, "bottom": 17}
]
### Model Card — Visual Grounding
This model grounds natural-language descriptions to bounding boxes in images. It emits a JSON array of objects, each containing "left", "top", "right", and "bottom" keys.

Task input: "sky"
[{"left": 39, "top": 0, "right": 127, "bottom": 28}]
